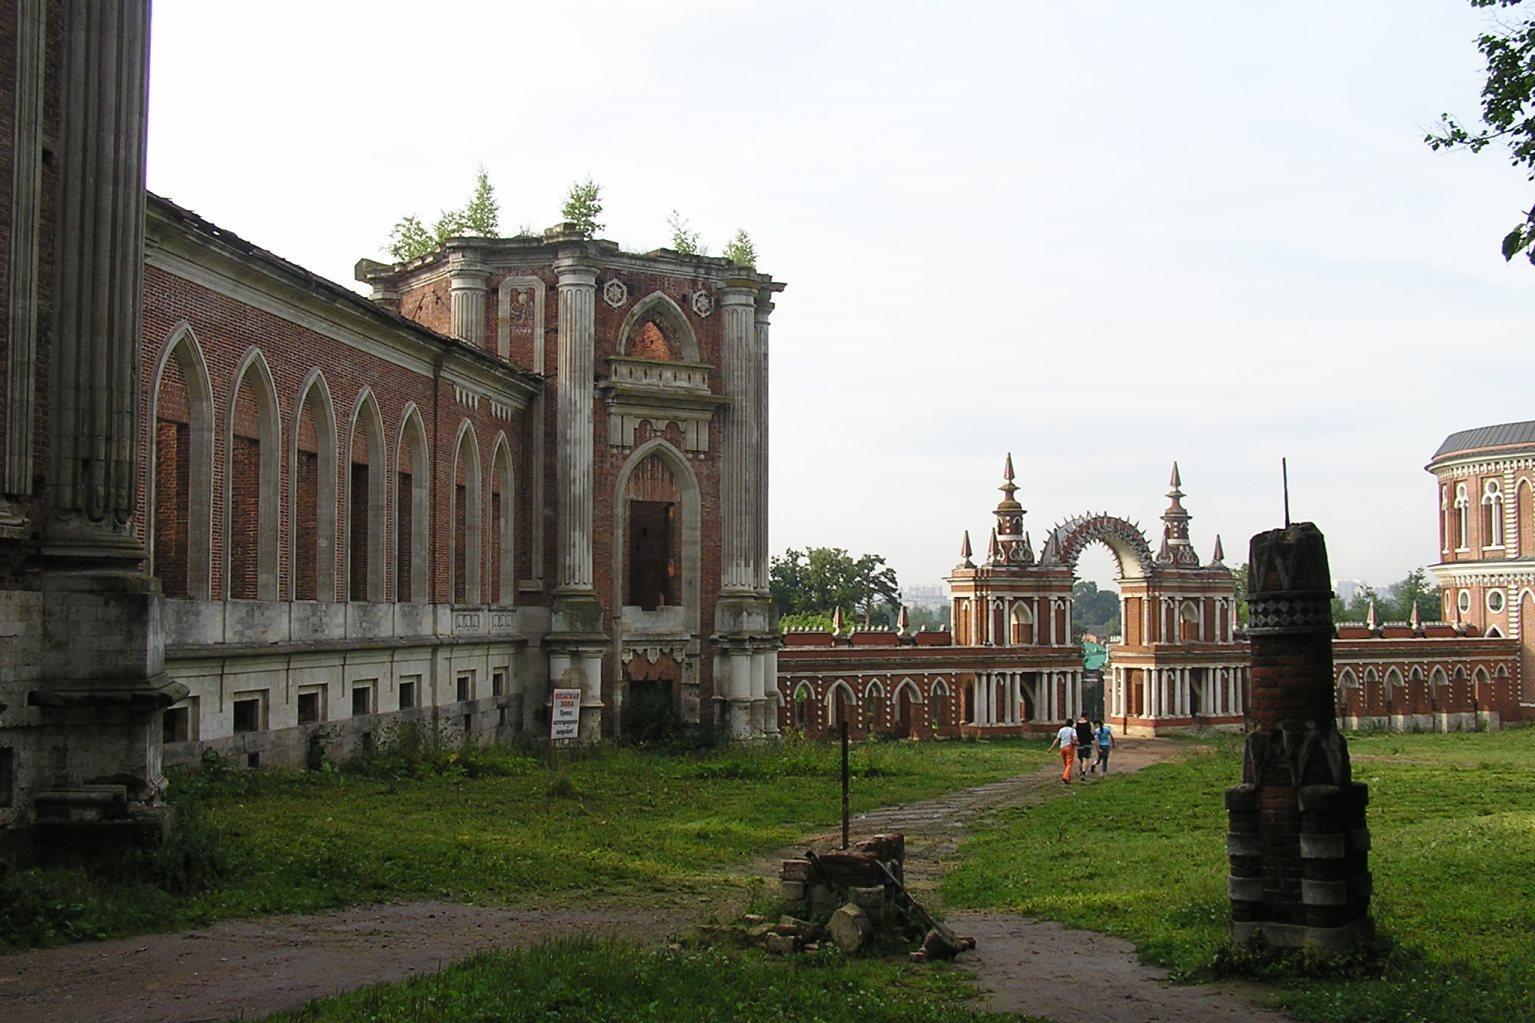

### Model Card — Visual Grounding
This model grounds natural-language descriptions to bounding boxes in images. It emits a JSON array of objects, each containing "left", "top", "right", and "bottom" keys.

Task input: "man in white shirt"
[{"left": 1048, "top": 718, "right": 1078, "bottom": 785}]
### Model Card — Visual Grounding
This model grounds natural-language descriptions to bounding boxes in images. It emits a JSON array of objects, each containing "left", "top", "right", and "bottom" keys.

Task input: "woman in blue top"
[{"left": 1091, "top": 720, "right": 1113, "bottom": 774}]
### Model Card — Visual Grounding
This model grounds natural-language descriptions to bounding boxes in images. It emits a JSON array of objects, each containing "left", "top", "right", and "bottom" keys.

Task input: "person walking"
[
  {"left": 1093, "top": 719, "right": 1113, "bottom": 774},
  {"left": 1074, "top": 715, "right": 1094, "bottom": 780},
  {"left": 1049, "top": 718, "right": 1077, "bottom": 784}
]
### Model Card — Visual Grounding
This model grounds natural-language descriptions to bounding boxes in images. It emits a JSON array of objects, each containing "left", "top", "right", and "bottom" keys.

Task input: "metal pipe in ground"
[{"left": 841, "top": 720, "right": 850, "bottom": 849}]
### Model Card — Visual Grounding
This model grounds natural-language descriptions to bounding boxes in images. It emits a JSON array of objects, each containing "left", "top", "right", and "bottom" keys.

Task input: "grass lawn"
[
  {"left": 0, "top": 734, "right": 1049, "bottom": 950},
  {"left": 941, "top": 730, "right": 1535, "bottom": 1023},
  {"left": 259, "top": 936, "right": 1017, "bottom": 1023}
]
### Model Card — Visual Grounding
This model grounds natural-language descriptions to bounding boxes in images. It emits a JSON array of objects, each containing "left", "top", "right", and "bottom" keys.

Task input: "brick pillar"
[{"left": 1227, "top": 522, "right": 1372, "bottom": 956}]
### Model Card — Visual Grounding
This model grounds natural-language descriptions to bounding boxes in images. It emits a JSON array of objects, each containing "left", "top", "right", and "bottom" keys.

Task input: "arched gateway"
[{"left": 946, "top": 457, "right": 1247, "bottom": 737}]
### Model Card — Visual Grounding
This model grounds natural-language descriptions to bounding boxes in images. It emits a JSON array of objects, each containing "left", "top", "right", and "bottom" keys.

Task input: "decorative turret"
[
  {"left": 1212, "top": 534, "right": 1226, "bottom": 565},
  {"left": 1365, "top": 598, "right": 1378, "bottom": 630},
  {"left": 1154, "top": 461, "right": 1200, "bottom": 568},
  {"left": 987, "top": 527, "right": 1002, "bottom": 564},
  {"left": 896, "top": 604, "right": 910, "bottom": 638},
  {"left": 832, "top": 606, "right": 844, "bottom": 636},
  {"left": 959, "top": 530, "right": 974, "bottom": 568},
  {"left": 990, "top": 453, "right": 1033, "bottom": 566},
  {"left": 1409, "top": 600, "right": 1421, "bottom": 630}
]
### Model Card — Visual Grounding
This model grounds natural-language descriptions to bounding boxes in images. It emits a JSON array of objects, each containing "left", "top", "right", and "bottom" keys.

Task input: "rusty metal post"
[{"left": 840, "top": 719, "right": 850, "bottom": 849}]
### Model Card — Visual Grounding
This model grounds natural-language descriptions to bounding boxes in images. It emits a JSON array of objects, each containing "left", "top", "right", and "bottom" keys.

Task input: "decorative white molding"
[{"left": 602, "top": 279, "right": 628, "bottom": 308}]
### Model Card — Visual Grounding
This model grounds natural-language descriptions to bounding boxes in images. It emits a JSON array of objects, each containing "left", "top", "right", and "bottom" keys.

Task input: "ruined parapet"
[{"left": 1227, "top": 523, "right": 1372, "bottom": 955}]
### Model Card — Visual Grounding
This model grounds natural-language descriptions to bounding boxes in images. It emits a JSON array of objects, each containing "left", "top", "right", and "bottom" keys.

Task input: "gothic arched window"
[{"left": 1483, "top": 479, "right": 1504, "bottom": 548}]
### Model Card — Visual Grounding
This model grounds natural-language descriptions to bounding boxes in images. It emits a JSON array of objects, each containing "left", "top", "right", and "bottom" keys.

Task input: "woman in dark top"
[{"left": 1074, "top": 716, "right": 1093, "bottom": 780}]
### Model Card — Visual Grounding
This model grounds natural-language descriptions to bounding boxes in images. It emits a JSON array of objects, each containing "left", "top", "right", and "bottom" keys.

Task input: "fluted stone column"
[
  {"left": 753, "top": 297, "right": 773, "bottom": 594},
  {"left": 449, "top": 266, "right": 490, "bottom": 348},
  {"left": 549, "top": 260, "right": 603, "bottom": 740},
  {"left": 28, "top": 0, "right": 184, "bottom": 850},
  {"left": 554, "top": 261, "right": 597, "bottom": 592},
  {"left": 720, "top": 285, "right": 757, "bottom": 592},
  {"left": 48, "top": 0, "right": 151, "bottom": 559}
]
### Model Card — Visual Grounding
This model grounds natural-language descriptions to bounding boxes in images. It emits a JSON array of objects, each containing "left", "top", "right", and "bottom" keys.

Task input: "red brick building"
[
  {"left": 0, "top": 1, "right": 780, "bottom": 855},
  {"left": 778, "top": 458, "right": 1250, "bottom": 737}
]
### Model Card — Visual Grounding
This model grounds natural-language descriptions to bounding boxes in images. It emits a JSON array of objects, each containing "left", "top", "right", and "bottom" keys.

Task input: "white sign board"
[{"left": 550, "top": 688, "right": 581, "bottom": 741}]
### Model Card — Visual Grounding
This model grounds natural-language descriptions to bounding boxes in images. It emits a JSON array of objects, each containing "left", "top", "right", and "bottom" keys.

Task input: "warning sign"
[{"left": 550, "top": 688, "right": 581, "bottom": 741}]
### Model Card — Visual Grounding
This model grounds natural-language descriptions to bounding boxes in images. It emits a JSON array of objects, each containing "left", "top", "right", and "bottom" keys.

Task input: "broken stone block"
[
  {"left": 779, "top": 880, "right": 805, "bottom": 902},
  {"left": 848, "top": 884, "right": 887, "bottom": 925},
  {"left": 763, "top": 931, "right": 797, "bottom": 955},
  {"left": 828, "top": 904, "right": 873, "bottom": 953},
  {"left": 918, "top": 927, "right": 975, "bottom": 961},
  {"left": 741, "top": 914, "right": 766, "bottom": 925},
  {"left": 780, "top": 858, "right": 812, "bottom": 881},
  {"left": 746, "top": 922, "right": 776, "bottom": 940},
  {"left": 808, "top": 883, "right": 840, "bottom": 917},
  {"left": 776, "top": 915, "right": 815, "bottom": 938}
]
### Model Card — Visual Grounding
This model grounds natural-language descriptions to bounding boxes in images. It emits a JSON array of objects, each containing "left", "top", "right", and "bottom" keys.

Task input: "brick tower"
[{"left": 1226, "top": 522, "right": 1372, "bottom": 954}]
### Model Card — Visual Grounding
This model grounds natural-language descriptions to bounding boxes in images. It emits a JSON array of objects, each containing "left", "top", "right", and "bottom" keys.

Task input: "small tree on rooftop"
[
  {"left": 459, "top": 165, "right": 500, "bottom": 236},
  {"left": 667, "top": 209, "right": 704, "bottom": 255},
  {"left": 387, "top": 215, "right": 436, "bottom": 263},
  {"left": 723, "top": 228, "right": 756, "bottom": 269},
  {"left": 387, "top": 167, "right": 501, "bottom": 261},
  {"left": 561, "top": 178, "right": 604, "bottom": 238}
]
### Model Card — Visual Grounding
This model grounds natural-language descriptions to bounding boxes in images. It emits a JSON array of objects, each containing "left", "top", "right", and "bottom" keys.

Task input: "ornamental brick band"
[{"left": 1227, "top": 522, "right": 1373, "bottom": 956}]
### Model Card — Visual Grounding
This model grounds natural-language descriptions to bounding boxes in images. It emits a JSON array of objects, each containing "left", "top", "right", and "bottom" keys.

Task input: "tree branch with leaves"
[{"left": 1427, "top": 1, "right": 1535, "bottom": 263}]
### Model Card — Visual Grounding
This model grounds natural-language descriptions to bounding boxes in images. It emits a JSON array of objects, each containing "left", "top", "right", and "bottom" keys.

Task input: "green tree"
[
  {"left": 1387, "top": 567, "right": 1442, "bottom": 623},
  {"left": 460, "top": 165, "right": 500, "bottom": 236},
  {"left": 769, "top": 547, "right": 901, "bottom": 628},
  {"left": 1070, "top": 580, "right": 1121, "bottom": 642},
  {"left": 723, "top": 228, "right": 756, "bottom": 268},
  {"left": 561, "top": 178, "right": 604, "bottom": 238},
  {"left": 780, "top": 611, "right": 835, "bottom": 632},
  {"left": 387, "top": 215, "right": 436, "bottom": 262},
  {"left": 1230, "top": 563, "right": 1249, "bottom": 626},
  {"left": 1427, "top": 1, "right": 1535, "bottom": 263},
  {"left": 906, "top": 603, "right": 951, "bottom": 631},
  {"left": 666, "top": 210, "right": 703, "bottom": 255},
  {"left": 387, "top": 168, "right": 501, "bottom": 261}
]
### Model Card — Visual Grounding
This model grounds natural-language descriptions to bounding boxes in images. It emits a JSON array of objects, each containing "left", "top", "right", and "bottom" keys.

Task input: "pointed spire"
[
  {"left": 1211, "top": 534, "right": 1225, "bottom": 564},
  {"left": 832, "top": 606, "right": 844, "bottom": 635},
  {"left": 959, "top": 529, "right": 974, "bottom": 566},
  {"left": 1410, "top": 600, "right": 1422, "bottom": 630},
  {"left": 1156, "top": 459, "right": 1196, "bottom": 566},
  {"left": 897, "top": 604, "right": 910, "bottom": 636},
  {"left": 987, "top": 527, "right": 1001, "bottom": 562},
  {"left": 1366, "top": 598, "right": 1377, "bottom": 630}
]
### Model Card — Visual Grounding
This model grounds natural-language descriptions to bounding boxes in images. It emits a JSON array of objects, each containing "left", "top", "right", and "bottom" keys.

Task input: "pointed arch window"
[
  {"left": 226, "top": 352, "right": 280, "bottom": 601},
  {"left": 1454, "top": 483, "right": 1470, "bottom": 551},
  {"left": 396, "top": 409, "right": 430, "bottom": 603},
  {"left": 1483, "top": 479, "right": 1504, "bottom": 548},
  {"left": 345, "top": 392, "right": 387, "bottom": 602},
  {"left": 292, "top": 373, "right": 338, "bottom": 601},
  {"left": 452, "top": 425, "right": 482, "bottom": 604},
  {"left": 490, "top": 437, "right": 515, "bottom": 605},
  {"left": 1010, "top": 602, "right": 1034, "bottom": 645},
  {"left": 623, "top": 451, "right": 683, "bottom": 610},
  {"left": 150, "top": 326, "right": 214, "bottom": 600}
]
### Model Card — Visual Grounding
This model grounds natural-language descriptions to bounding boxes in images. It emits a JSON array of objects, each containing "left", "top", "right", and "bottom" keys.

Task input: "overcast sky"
[{"left": 147, "top": 1, "right": 1532, "bottom": 592}]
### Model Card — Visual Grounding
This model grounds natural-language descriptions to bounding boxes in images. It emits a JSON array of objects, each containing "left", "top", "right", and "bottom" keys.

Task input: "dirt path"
[
  {"left": 0, "top": 902, "right": 672, "bottom": 1023},
  {"left": 0, "top": 738, "right": 1287, "bottom": 1023}
]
